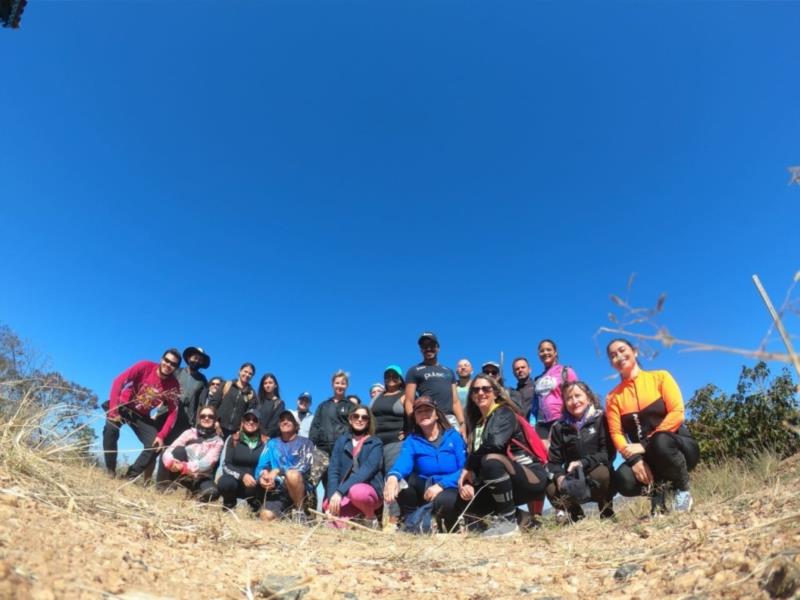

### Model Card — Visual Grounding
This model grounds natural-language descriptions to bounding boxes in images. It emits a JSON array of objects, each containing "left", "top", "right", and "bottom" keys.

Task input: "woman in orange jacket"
[{"left": 605, "top": 339, "right": 699, "bottom": 514}]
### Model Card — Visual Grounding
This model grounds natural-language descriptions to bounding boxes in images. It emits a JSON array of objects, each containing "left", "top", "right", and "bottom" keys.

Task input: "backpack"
[{"left": 506, "top": 412, "right": 548, "bottom": 464}]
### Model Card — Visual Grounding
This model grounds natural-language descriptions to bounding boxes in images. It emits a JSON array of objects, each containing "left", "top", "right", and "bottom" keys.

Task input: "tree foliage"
[
  {"left": 0, "top": 323, "right": 97, "bottom": 453},
  {"left": 687, "top": 361, "right": 800, "bottom": 462}
]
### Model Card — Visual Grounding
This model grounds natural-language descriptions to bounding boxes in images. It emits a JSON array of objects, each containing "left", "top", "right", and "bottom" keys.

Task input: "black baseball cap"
[{"left": 418, "top": 332, "right": 439, "bottom": 346}]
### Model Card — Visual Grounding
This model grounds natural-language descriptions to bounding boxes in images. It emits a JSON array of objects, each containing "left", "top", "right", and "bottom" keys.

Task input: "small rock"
[
  {"left": 343, "top": 594, "right": 358, "bottom": 600},
  {"left": 642, "top": 560, "right": 658, "bottom": 574},
  {"left": 614, "top": 564, "right": 642, "bottom": 582},
  {"left": 761, "top": 556, "right": 800, "bottom": 598},
  {"left": 518, "top": 584, "right": 542, "bottom": 594},
  {"left": 254, "top": 575, "right": 309, "bottom": 600}
]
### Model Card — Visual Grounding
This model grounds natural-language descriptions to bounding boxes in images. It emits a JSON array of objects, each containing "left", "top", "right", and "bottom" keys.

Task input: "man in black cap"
[
  {"left": 404, "top": 332, "right": 465, "bottom": 434},
  {"left": 291, "top": 392, "right": 314, "bottom": 438},
  {"left": 159, "top": 346, "right": 211, "bottom": 445}
]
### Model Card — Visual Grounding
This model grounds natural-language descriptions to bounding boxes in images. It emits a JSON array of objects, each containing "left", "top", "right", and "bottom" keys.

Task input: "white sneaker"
[{"left": 482, "top": 517, "right": 519, "bottom": 538}]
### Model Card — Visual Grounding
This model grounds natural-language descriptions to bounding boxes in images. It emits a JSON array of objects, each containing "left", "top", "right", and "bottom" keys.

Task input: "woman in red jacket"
[{"left": 605, "top": 338, "right": 699, "bottom": 514}]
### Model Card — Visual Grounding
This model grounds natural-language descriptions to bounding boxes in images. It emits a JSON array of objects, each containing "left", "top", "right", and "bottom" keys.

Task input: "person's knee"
[
  {"left": 647, "top": 432, "right": 677, "bottom": 459},
  {"left": 480, "top": 454, "right": 509, "bottom": 479},
  {"left": 259, "top": 509, "right": 278, "bottom": 521},
  {"left": 216, "top": 475, "right": 236, "bottom": 494},
  {"left": 613, "top": 465, "right": 640, "bottom": 496}
]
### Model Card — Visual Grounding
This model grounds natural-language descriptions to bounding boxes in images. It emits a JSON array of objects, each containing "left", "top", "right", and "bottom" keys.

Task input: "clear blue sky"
[{"left": 1, "top": 1, "right": 798, "bottom": 453}]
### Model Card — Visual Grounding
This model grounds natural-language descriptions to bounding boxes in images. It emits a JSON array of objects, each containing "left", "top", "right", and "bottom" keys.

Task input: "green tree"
[
  {"left": 0, "top": 324, "right": 97, "bottom": 454},
  {"left": 687, "top": 361, "right": 800, "bottom": 462}
]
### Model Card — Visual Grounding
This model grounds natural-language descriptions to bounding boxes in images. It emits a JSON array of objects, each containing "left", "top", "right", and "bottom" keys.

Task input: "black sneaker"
[{"left": 482, "top": 516, "right": 519, "bottom": 538}]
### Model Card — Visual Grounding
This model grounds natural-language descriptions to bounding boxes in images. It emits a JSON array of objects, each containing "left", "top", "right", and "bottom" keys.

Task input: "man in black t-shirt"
[{"left": 404, "top": 332, "right": 466, "bottom": 433}]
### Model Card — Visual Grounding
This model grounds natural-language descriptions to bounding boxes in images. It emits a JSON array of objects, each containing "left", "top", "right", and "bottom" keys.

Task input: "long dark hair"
[
  {"left": 465, "top": 375, "right": 518, "bottom": 444},
  {"left": 257, "top": 373, "right": 281, "bottom": 404}
]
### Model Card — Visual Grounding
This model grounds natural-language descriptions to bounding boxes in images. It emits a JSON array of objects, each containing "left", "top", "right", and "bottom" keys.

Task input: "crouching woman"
[
  {"left": 458, "top": 375, "right": 548, "bottom": 537},
  {"left": 384, "top": 396, "right": 466, "bottom": 532},
  {"left": 157, "top": 405, "right": 224, "bottom": 500},
  {"left": 546, "top": 381, "right": 615, "bottom": 523}
]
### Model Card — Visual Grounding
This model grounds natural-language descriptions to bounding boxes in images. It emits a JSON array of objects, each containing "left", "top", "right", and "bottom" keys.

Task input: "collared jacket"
[
  {"left": 309, "top": 397, "right": 354, "bottom": 455},
  {"left": 547, "top": 408, "right": 615, "bottom": 478},
  {"left": 326, "top": 434, "right": 384, "bottom": 500},
  {"left": 388, "top": 428, "right": 466, "bottom": 489},
  {"left": 466, "top": 404, "right": 536, "bottom": 471},
  {"left": 208, "top": 381, "right": 258, "bottom": 433}
]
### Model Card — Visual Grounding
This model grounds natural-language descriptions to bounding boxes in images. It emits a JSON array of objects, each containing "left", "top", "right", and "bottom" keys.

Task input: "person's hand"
[
  {"left": 107, "top": 415, "right": 122, "bottom": 424},
  {"left": 556, "top": 475, "right": 566, "bottom": 490},
  {"left": 328, "top": 492, "right": 342, "bottom": 516},
  {"left": 152, "top": 437, "right": 163, "bottom": 449},
  {"left": 384, "top": 476, "right": 399, "bottom": 504},
  {"left": 457, "top": 469, "right": 473, "bottom": 488},
  {"left": 259, "top": 471, "right": 274, "bottom": 490},
  {"left": 242, "top": 473, "right": 256, "bottom": 488},
  {"left": 459, "top": 483, "right": 475, "bottom": 501},
  {"left": 631, "top": 459, "right": 654, "bottom": 485},
  {"left": 215, "top": 423, "right": 223, "bottom": 436},
  {"left": 621, "top": 443, "right": 645, "bottom": 460},
  {"left": 169, "top": 460, "right": 184, "bottom": 474},
  {"left": 424, "top": 483, "right": 443, "bottom": 502},
  {"left": 566, "top": 460, "right": 582, "bottom": 473}
]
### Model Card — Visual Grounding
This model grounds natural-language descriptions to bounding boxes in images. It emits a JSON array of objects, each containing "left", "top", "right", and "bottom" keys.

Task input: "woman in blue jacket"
[
  {"left": 384, "top": 396, "right": 466, "bottom": 532},
  {"left": 324, "top": 405, "right": 384, "bottom": 527}
]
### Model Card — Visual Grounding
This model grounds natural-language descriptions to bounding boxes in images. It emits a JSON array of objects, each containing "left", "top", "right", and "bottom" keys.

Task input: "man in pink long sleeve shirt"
[{"left": 103, "top": 348, "right": 182, "bottom": 478}]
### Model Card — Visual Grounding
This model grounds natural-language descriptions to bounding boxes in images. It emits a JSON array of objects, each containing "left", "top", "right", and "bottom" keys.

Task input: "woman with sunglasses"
[
  {"left": 384, "top": 396, "right": 466, "bottom": 532},
  {"left": 605, "top": 338, "right": 699, "bottom": 514},
  {"left": 157, "top": 405, "right": 224, "bottom": 500},
  {"left": 215, "top": 409, "right": 267, "bottom": 512},
  {"left": 546, "top": 381, "right": 615, "bottom": 523},
  {"left": 256, "top": 373, "right": 285, "bottom": 439},
  {"left": 458, "top": 375, "right": 548, "bottom": 537},
  {"left": 532, "top": 339, "right": 579, "bottom": 447},
  {"left": 324, "top": 406, "right": 384, "bottom": 527}
]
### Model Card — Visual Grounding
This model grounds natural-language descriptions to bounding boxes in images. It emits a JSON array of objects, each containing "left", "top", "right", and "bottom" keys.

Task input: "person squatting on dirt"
[
  {"left": 546, "top": 381, "right": 616, "bottom": 523},
  {"left": 457, "top": 374, "right": 549, "bottom": 537},
  {"left": 324, "top": 406, "right": 384, "bottom": 528},
  {"left": 255, "top": 411, "right": 315, "bottom": 521},
  {"left": 216, "top": 409, "right": 267, "bottom": 512},
  {"left": 103, "top": 349, "right": 182, "bottom": 479},
  {"left": 156, "top": 405, "right": 223, "bottom": 500},
  {"left": 384, "top": 396, "right": 466, "bottom": 532},
  {"left": 605, "top": 338, "right": 700, "bottom": 514}
]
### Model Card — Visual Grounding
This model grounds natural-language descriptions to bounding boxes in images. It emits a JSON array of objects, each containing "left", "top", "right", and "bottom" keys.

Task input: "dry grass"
[{"left": 1, "top": 394, "right": 799, "bottom": 599}]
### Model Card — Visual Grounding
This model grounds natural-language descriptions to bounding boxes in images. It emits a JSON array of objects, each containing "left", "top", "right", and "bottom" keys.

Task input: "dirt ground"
[{"left": 1, "top": 454, "right": 799, "bottom": 599}]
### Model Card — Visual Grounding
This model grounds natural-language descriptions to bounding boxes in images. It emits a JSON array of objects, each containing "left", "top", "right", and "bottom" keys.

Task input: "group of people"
[{"left": 102, "top": 332, "right": 700, "bottom": 536}]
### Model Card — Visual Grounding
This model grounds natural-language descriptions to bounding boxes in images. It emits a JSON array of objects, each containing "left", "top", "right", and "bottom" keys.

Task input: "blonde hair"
[{"left": 331, "top": 369, "right": 350, "bottom": 385}]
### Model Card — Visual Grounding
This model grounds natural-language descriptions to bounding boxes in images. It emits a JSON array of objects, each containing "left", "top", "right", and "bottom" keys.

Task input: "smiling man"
[
  {"left": 103, "top": 348, "right": 182, "bottom": 479},
  {"left": 404, "top": 332, "right": 465, "bottom": 433}
]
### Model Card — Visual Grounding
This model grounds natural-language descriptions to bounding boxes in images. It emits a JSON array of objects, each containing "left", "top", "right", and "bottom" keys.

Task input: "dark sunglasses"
[
  {"left": 243, "top": 416, "right": 259, "bottom": 423},
  {"left": 350, "top": 413, "right": 370, "bottom": 422},
  {"left": 162, "top": 357, "right": 179, "bottom": 368},
  {"left": 483, "top": 369, "right": 499, "bottom": 376},
  {"left": 471, "top": 385, "right": 494, "bottom": 395},
  {"left": 199, "top": 413, "right": 215, "bottom": 420}
]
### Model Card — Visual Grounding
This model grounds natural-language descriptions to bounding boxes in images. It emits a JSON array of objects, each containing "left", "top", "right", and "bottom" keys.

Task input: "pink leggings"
[{"left": 323, "top": 483, "right": 382, "bottom": 524}]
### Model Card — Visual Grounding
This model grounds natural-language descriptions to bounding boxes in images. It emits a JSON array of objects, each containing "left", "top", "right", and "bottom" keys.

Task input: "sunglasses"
[
  {"left": 483, "top": 370, "right": 499, "bottom": 376},
  {"left": 199, "top": 413, "right": 215, "bottom": 420},
  {"left": 243, "top": 416, "right": 259, "bottom": 423},
  {"left": 162, "top": 357, "right": 179, "bottom": 368},
  {"left": 350, "top": 414, "right": 370, "bottom": 422},
  {"left": 471, "top": 385, "right": 494, "bottom": 395}
]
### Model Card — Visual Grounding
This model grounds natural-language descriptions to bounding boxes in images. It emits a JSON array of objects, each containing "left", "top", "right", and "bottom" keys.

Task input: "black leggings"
[
  {"left": 545, "top": 464, "right": 614, "bottom": 514},
  {"left": 216, "top": 473, "right": 263, "bottom": 510},
  {"left": 458, "top": 454, "right": 547, "bottom": 520},
  {"left": 615, "top": 431, "right": 700, "bottom": 495},
  {"left": 396, "top": 473, "right": 461, "bottom": 532}
]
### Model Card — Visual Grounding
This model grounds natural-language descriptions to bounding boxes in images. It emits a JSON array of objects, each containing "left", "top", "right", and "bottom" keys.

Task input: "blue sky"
[{"left": 1, "top": 1, "right": 798, "bottom": 454}]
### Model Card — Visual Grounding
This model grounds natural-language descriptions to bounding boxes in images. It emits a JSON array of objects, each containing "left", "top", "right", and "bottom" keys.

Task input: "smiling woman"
[{"left": 605, "top": 338, "right": 700, "bottom": 514}]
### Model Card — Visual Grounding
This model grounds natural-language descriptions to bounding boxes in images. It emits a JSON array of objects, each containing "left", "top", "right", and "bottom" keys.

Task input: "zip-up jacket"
[
  {"left": 388, "top": 428, "right": 466, "bottom": 489},
  {"left": 161, "top": 428, "right": 224, "bottom": 479},
  {"left": 547, "top": 408, "right": 614, "bottom": 478},
  {"left": 605, "top": 369, "right": 687, "bottom": 453},
  {"left": 309, "top": 397, "right": 354, "bottom": 455},
  {"left": 209, "top": 381, "right": 257, "bottom": 433},
  {"left": 466, "top": 404, "right": 534, "bottom": 471},
  {"left": 257, "top": 397, "right": 285, "bottom": 438},
  {"left": 221, "top": 432, "right": 267, "bottom": 481},
  {"left": 327, "top": 434, "right": 384, "bottom": 500}
]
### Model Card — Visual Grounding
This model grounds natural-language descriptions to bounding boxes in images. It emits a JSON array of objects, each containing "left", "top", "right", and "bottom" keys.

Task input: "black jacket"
[
  {"left": 309, "top": 397, "right": 354, "bottom": 455},
  {"left": 257, "top": 397, "right": 286, "bottom": 438},
  {"left": 547, "top": 409, "right": 615, "bottom": 478},
  {"left": 221, "top": 432, "right": 266, "bottom": 480},
  {"left": 209, "top": 382, "right": 258, "bottom": 433},
  {"left": 466, "top": 405, "right": 532, "bottom": 471}
]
